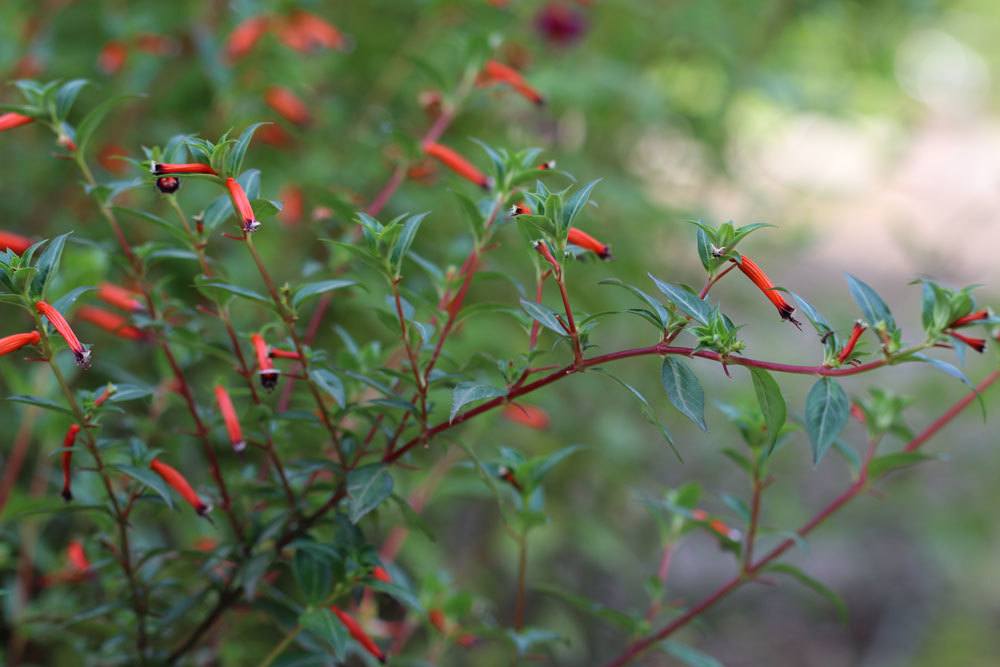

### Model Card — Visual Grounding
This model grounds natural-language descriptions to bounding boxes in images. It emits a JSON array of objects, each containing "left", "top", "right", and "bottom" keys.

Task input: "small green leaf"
[
  {"left": 193, "top": 277, "right": 271, "bottom": 307},
  {"left": 846, "top": 274, "right": 895, "bottom": 331},
  {"left": 660, "top": 357, "right": 707, "bottom": 431},
  {"left": 450, "top": 382, "right": 506, "bottom": 422},
  {"left": 648, "top": 274, "right": 711, "bottom": 325},
  {"left": 764, "top": 563, "right": 848, "bottom": 622},
  {"left": 389, "top": 212, "right": 428, "bottom": 274},
  {"left": 7, "top": 394, "right": 73, "bottom": 416},
  {"left": 54, "top": 79, "right": 90, "bottom": 119},
  {"left": 226, "top": 122, "right": 267, "bottom": 176},
  {"left": 660, "top": 640, "right": 724, "bottom": 667},
  {"left": 749, "top": 368, "right": 785, "bottom": 450},
  {"left": 31, "top": 232, "right": 71, "bottom": 298},
  {"left": 346, "top": 464, "right": 394, "bottom": 523},
  {"left": 520, "top": 298, "right": 568, "bottom": 337},
  {"left": 292, "top": 279, "right": 357, "bottom": 308},
  {"left": 805, "top": 378, "right": 850, "bottom": 464},
  {"left": 310, "top": 368, "right": 345, "bottom": 407},
  {"left": 868, "top": 451, "right": 937, "bottom": 478},
  {"left": 293, "top": 545, "right": 334, "bottom": 603}
]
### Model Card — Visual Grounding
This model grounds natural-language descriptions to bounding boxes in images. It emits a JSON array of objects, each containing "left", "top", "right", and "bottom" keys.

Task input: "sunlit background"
[{"left": 1, "top": 1, "right": 999, "bottom": 665}]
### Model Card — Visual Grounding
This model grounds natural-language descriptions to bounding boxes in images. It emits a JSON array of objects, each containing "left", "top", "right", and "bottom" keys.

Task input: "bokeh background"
[{"left": 1, "top": 1, "right": 999, "bottom": 665}]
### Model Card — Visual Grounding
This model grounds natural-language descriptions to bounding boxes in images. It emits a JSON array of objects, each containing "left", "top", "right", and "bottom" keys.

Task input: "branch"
[{"left": 603, "top": 368, "right": 1000, "bottom": 667}]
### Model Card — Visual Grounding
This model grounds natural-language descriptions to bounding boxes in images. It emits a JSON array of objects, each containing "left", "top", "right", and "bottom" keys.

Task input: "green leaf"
[
  {"left": 764, "top": 563, "right": 848, "bottom": 622},
  {"left": 599, "top": 278, "right": 670, "bottom": 327},
  {"left": 51, "top": 286, "right": 94, "bottom": 314},
  {"left": 660, "top": 357, "right": 707, "bottom": 431},
  {"left": 293, "top": 545, "right": 334, "bottom": 603},
  {"left": 346, "top": 464, "right": 394, "bottom": 523},
  {"left": 389, "top": 212, "right": 428, "bottom": 274},
  {"left": 805, "top": 378, "right": 850, "bottom": 464},
  {"left": 591, "top": 368, "right": 677, "bottom": 458},
  {"left": 31, "top": 232, "right": 71, "bottom": 298},
  {"left": 749, "top": 368, "right": 786, "bottom": 451},
  {"left": 310, "top": 368, "right": 345, "bottom": 407},
  {"left": 292, "top": 279, "right": 357, "bottom": 309},
  {"left": 868, "top": 451, "right": 937, "bottom": 478},
  {"left": 450, "top": 382, "right": 506, "bottom": 422},
  {"left": 112, "top": 464, "right": 175, "bottom": 509},
  {"left": 76, "top": 93, "right": 141, "bottom": 157},
  {"left": 520, "top": 298, "right": 567, "bottom": 337},
  {"left": 648, "top": 274, "right": 711, "bottom": 325},
  {"left": 193, "top": 277, "right": 271, "bottom": 307},
  {"left": 7, "top": 394, "right": 73, "bottom": 416},
  {"left": 299, "top": 608, "right": 347, "bottom": 660},
  {"left": 226, "top": 122, "right": 267, "bottom": 176},
  {"left": 846, "top": 274, "right": 895, "bottom": 331},
  {"left": 114, "top": 206, "right": 191, "bottom": 245},
  {"left": 54, "top": 79, "right": 90, "bottom": 119},
  {"left": 661, "top": 640, "right": 724, "bottom": 667},
  {"left": 561, "top": 179, "right": 600, "bottom": 230}
]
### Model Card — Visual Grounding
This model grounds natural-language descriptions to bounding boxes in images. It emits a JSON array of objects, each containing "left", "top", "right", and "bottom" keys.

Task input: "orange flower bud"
[
  {"left": 0, "top": 330, "right": 41, "bottom": 357},
  {"left": 478, "top": 59, "right": 545, "bottom": 106},
  {"left": 422, "top": 142, "right": 492, "bottom": 190},
  {"left": 0, "top": 230, "right": 33, "bottom": 254},
  {"left": 950, "top": 309, "right": 988, "bottom": 328},
  {"left": 330, "top": 606, "right": 386, "bottom": 663},
  {"left": 503, "top": 403, "right": 550, "bottom": 429},
  {"left": 67, "top": 540, "right": 91, "bottom": 576},
  {"left": 428, "top": 608, "right": 448, "bottom": 633},
  {"left": 214, "top": 385, "right": 245, "bottom": 452},
  {"left": 61, "top": 423, "right": 81, "bottom": 501},
  {"left": 837, "top": 321, "right": 866, "bottom": 364},
  {"left": 226, "top": 15, "right": 270, "bottom": 61},
  {"left": 36, "top": 301, "right": 91, "bottom": 368},
  {"left": 77, "top": 306, "right": 145, "bottom": 341},
  {"left": 278, "top": 11, "right": 346, "bottom": 52},
  {"left": 149, "top": 458, "right": 209, "bottom": 515},
  {"left": 97, "top": 40, "right": 128, "bottom": 75},
  {"left": 98, "top": 282, "right": 144, "bottom": 312},
  {"left": 0, "top": 112, "right": 34, "bottom": 133},
  {"left": 372, "top": 565, "right": 392, "bottom": 583},
  {"left": 567, "top": 227, "right": 611, "bottom": 260},
  {"left": 265, "top": 86, "right": 311, "bottom": 126},
  {"left": 151, "top": 162, "right": 217, "bottom": 176}
]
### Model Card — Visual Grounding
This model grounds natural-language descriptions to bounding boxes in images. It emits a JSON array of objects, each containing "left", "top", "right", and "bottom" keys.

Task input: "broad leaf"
[
  {"left": 749, "top": 367, "right": 786, "bottom": 450},
  {"left": 660, "top": 357, "right": 707, "bottom": 431},
  {"left": 346, "top": 464, "right": 394, "bottom": 523},
  {"left": 805, "top": 378, "right": 849, "bottom": 464}
]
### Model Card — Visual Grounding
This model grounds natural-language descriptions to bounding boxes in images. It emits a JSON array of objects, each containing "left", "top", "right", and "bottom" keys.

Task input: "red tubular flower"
[
  {"left": 503, "top": 403, "right": 550, "bottom": 430},
  {"left": 372, "top": 566, "right": 392, "bottom": 583},
  {"left": 94, "top": 386, "right": 114, "bottom": 407},
  {"left": 226, "top": 15, "right": 271, "bottom": 61},
  {"left": 533, "top": 239, "right": 561, "bottom": 272},
  {"left": 567, "top": 227, "right": 612, "bottom": 260},
  {"left": 330, "top": 606, "right": 386, "bottom": 664},
  {"left": 497, "top": 465, "right": 523, "bottom": 492},
  {"left": 279, "top": 185, "right": 304, "bottom": 226},
  {"left": 97, "top": 40, "right": 128, "bottom": 74},
  {"left": 837, "top": 320, "right": 867, "bottom": 364},
  {"left": 269, "top": 347, "right": 301, "bottom": 360},
  {"left": 77, "top": 306, "right": 145, "bottom": 341},
  {"left": 98, "top": 282, "right": 144, "bottom": 312},
  {"left": 156, "top": 176, "right": 181, "bottom": 194},
  {"left": 428, "top": 608, "right": 448, "bottom": 634},
  {"left": 478, "top": 60, "right": 545, "bottom": 106},
  {"left": 214, "top": 385, "right": 245, "bottom": 452},
  {"left": 225, "top": 177, "right": 261, "bottom": 232},
  {"left": 67, "top": 540, "right": 91, "bottom": 575},
  {"left": 151, "top": 162, "right": 217, "bottom": 176},
  {"left": 422, "top": 142, "right": 492, "bottom": 190},
  {"left": 0, "top": 230, "right": 33, "bottom": 254},
  {"left": 0, "top": 112, "right": 34, "bottom": 133},
  {"left": 950, "top": 309, "right": 988, "bottom": 328},
  {"left": 149, "top": 458, "right": 209, "bottom": 515},
  {"left": 0, "top": 330, "right": 41, "bottom": 357},
  {"left": 61, "top": 423, "right": 81, "bottom": 501},
  {"left": 950, "top": 331, "right": 986, "bottom": 353},
  {"left": 265, "top": 86, "right": 311, "bottom": 126},
  {"left": 734, "top": 255, "right": 801, "bottom": 328},
  {"left": 279, "top": 10, "right": 346, "bottom": 52},
  {"left": 251, "top": 333, "right": 279, "bottom": 389},
  {"left": 36, "top": 301, "right": 91, "bottom": 368}
]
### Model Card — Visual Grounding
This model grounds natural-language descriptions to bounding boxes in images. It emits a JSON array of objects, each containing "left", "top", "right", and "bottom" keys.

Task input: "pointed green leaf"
[
  {"left": 660, "top": 357, "right": 707, "bottom": 431},
  {"left": 749, "top": 368, "right": 785, "bottom": 450},
  {"left": 805, "top": 378, "right": 849, "bottom": 464}
]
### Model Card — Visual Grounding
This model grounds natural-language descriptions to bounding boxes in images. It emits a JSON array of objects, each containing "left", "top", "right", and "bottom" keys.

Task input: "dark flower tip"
[
  {"left": 259, "top": 369, "right": 280, "bottom": 390},
  {"left": 156, "top": 176, "right": 181, "bottom": 194},
  {"left": 74, "top": 349, "right": 93, "bottom": 369},
  {"left": 61, "top": 489, "right": 73, "bottom": 502}
]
